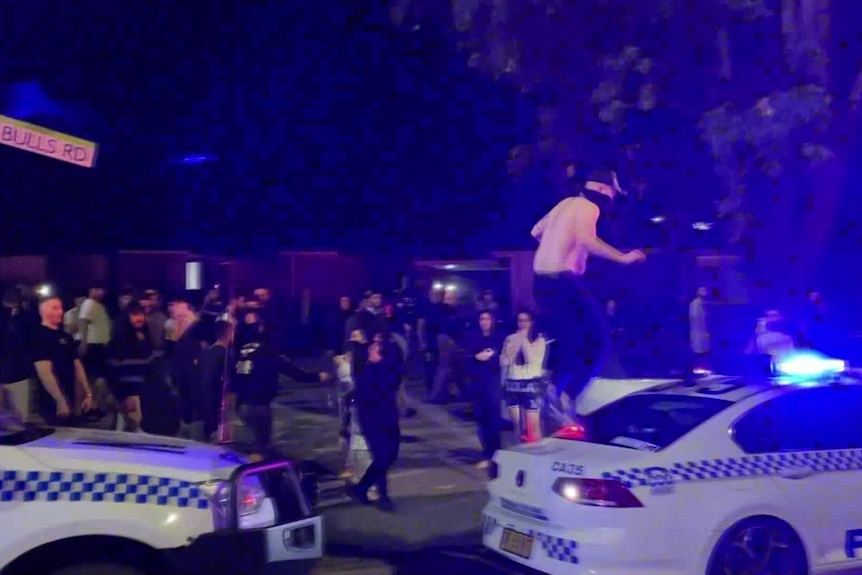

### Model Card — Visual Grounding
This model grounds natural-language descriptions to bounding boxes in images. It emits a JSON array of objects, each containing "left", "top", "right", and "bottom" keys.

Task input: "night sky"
[{"left": 1, "top": 1, "right": 527, "bottom": 257}]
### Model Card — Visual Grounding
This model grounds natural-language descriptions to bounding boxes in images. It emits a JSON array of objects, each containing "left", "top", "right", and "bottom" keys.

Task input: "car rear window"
[{"left": 581, "top": 393, "right": 733, "bottom": 451}]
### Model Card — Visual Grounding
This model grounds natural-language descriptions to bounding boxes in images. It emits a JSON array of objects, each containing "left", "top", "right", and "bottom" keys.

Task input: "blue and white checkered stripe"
[
  {"left": 0, "top": 470, "right": 210, "bottom": 509},
  {"left": 482, "top": 514, "right": 579, "bottom": 564},
  {"left": 602, "top": 450, "right": 862, "bottom": 488},
  {"left": 535, "top": 533, "right": 579, "bottom": 564}
]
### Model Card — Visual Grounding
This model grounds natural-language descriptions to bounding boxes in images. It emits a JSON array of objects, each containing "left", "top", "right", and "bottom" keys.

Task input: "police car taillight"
[
  {"left": 552, "top": 424, "right": 586, "bottom": 441},
  {"left": 552, "top": 477, "right": 643, "bottom": 508}
]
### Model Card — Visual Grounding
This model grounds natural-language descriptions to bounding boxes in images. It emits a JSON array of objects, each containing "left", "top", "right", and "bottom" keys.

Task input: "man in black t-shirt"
[{"left": 31, "top": 296, "right": 94, "bottom": 425}]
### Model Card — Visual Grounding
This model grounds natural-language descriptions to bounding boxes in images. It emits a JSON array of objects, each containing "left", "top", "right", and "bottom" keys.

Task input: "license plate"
[{"left": 499, "top": 528, "right": 533, "bottom": 559}]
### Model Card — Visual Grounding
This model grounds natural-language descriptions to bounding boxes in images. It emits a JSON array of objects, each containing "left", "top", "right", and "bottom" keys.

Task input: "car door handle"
[{"left": 777, "top": 465, "right": 815, "bottom": 480}]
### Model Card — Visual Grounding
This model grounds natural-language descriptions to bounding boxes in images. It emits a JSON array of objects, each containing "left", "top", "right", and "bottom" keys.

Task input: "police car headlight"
[{"left": 199, "top": 476, "right": 267, "bottom": 518}]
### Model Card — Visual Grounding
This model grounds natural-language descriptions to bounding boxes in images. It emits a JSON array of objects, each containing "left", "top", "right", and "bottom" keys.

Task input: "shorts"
[
  {"left": 504, "top": 378, "right": 543, "bottom": 411},
  {"left": 505, "top": 391, "right": 540, "bottom": 411},
  {"left": 83, "top": 344, "right": 108, "bottom": 380},
  {"left": 109, "top": 377, "right": 144, "bottom": 401}
]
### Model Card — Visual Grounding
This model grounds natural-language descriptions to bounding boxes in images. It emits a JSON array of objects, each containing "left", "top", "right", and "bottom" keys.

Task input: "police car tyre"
[
  {"left": 707, "top": 516, "right": 807, "bottom": 575},
  {"left": 51, "top": 562, "right": 145, "bottom": 575}
]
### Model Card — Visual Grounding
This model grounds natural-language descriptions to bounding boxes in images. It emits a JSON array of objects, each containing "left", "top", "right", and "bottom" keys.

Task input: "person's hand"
[
  {"left": 319, "top": 372, "right": 331, "bottom": 383},
  {"left": 621, "top": 250, "right": 646, "bottom": 265},
  {"left": 369, "top": 343, "right": 382, "bottom": 364},
  {"left": 350, "top": 330, "right": 366, "bottom": 344},
  {"left": 56, "top": 397, "right": 71, "bottom": 418},
  {"left": 81, "top": 394, "right": 94, "bottom": 413},
  {"left": 77, "top": 342, "right": 88, "bottom": 358},
  {"left": 476, "top": 349, "right": 494, "bottom": 362}
]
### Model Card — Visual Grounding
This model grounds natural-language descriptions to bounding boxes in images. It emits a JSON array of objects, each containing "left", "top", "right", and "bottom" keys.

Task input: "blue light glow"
[{"left": 774, "top": 352, "right": 846, "bottom": 381}]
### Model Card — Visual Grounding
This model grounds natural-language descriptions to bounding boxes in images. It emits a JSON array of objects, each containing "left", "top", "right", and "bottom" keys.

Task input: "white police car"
[
  {"left": 483, "top": 352, "right": 862, "bottom": 574},
  {"left": 0, "top": 425, "right": 322, "bottom": 575}
]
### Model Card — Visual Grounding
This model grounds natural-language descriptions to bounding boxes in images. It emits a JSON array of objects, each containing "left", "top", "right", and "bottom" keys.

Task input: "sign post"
[{"left": 0, "top": 114, "right": 98, "bottom": 168}]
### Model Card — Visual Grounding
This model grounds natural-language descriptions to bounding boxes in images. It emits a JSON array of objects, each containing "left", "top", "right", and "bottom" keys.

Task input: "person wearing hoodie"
[
  {"left": 465, "top": 310, "right": 505, "bottom": 468},
  {"left": 346, "top": 328, "right": 402, "bottom": 512},
  {"left": 232, "top": 311, "right": 328, "bottom": 452}
]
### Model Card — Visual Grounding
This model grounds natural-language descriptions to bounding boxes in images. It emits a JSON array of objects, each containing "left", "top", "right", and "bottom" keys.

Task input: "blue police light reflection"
[{"left": 774, "top": 352, "right": 846, "bottom": 384}]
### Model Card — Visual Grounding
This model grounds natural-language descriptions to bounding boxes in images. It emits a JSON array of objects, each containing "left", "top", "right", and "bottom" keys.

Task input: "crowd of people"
[
  {"left": 0, "top": 271, "right": 841, "bottom": 515},
  {"left": 0, "top": 283, "right": 329, "bottom": 448}
]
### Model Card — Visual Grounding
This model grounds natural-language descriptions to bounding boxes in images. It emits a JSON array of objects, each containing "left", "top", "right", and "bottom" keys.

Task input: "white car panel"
[{"left": 483, "top": 375, "right": 862, "bottom": 574}]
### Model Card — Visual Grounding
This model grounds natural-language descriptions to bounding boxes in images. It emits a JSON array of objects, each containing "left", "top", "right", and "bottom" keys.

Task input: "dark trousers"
[
  {"left": 356, "top": 423, "right": 400, "bottom": 499},
  {"left": 240, "top": 404, "right": 273, "bottom": 449},
  {"left": 472, "top": 376, "right": 502, "bottom": 460},
  {"left": 534, "top": 272, "right": 608, "bottom": 402},
  {"left": 424, "top": 350, "right": 439, "bottom": 394}
]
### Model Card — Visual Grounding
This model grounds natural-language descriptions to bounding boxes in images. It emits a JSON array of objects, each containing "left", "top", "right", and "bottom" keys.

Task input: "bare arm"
[
  {"left": 73, "top": 359, "right": 93, "bottom": 397},
  {"left": 34, "top": 361, "right": 68, "bottom": 404},
  {"left": 575, "top": 202, "right": 628, "bottom": 263},
  {"left": 417, "top": 318, "right": 427, "bottom": 349},
  {"left": 531, "top": 214, "right": 549, "bottom": 241},
  {"left": 77, "top": 319, "right": 90, "bottom": 346}
]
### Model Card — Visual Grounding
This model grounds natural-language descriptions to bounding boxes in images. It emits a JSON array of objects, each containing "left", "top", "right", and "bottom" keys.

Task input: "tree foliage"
[{"left": 392, "top": 0, "right": 846, "bottom": 246}]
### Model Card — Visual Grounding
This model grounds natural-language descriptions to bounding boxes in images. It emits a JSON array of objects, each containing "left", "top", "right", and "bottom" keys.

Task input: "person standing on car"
[
  {"left": 32, "top": 296, "right": 94, "bottom": 425},
  {"left": 1, "top": 288, "right": 33, "bottom": 428},
  {"left": 531, "top": 169, "right": 646, "bottom": 420}
]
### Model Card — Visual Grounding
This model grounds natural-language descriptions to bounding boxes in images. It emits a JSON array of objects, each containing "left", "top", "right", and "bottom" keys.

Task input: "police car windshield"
[
  {"left": 582, "top": 393, "right": 733, "bottom": 451},
  {"left": 0, "top": 422, "right": 55, "bottom": 446}
]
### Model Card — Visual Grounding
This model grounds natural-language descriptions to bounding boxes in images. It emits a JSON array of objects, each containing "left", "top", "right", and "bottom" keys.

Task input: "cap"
[{"left": 586, "top": 168, "right": 626, "bottom": 196}]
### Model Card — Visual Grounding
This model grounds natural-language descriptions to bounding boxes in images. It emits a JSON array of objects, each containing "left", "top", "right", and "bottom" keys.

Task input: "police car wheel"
[
  {"left": 51, "top": 562, "right": 147, "bottom": 575},
  {"left": 707, "top": 517, "right": 807, "bottom": 575}
]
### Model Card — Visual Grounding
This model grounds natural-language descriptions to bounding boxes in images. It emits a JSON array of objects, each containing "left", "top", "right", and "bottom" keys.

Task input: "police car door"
[{"left": 731, "top": 387, "right": 862, "bottom": 570}]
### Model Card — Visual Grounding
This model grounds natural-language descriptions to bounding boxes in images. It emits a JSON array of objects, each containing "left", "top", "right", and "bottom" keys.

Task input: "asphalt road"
[{"left": 259, "top": 360, "right": 533, "bottom": 574}]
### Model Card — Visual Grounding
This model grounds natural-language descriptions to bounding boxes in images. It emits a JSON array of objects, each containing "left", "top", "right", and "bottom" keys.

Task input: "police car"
[
  {"left": 483, "top": 352, "right": 862, "bottom": 574},
  {"left": 0, "top": 425, "right": 322, "bottom": 575}
]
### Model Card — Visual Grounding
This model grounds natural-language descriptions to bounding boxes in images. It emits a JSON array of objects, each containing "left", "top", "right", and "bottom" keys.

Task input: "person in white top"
[
  {"left": 500, "top": 310, "right": 547, "bottom": 442},
  {"left": 745, "top": 310, "right": 795, "bottom": 361},
  {"left": 63, "top": 296, "right": 85, "bottom": 341},
  {"left": 78, "top": 285, "right": 112, "bottom": 385},
  {"left": 531, "top": 169, "right": 645, "bottom": 420},
  {"left": 689, "top": 287, "right": 711, "bottom": 368}
]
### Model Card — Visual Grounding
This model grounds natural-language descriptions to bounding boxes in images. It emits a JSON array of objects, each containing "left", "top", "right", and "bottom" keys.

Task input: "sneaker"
[{"left": 345, "top": 484, "right": 371, "bottom": 505}]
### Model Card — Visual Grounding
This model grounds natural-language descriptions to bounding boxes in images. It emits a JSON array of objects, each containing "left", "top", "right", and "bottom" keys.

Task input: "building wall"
[
  {"left": 116, "top": 251, "right": 193, "bottom": 295},
  {"left": 0, "top": 256, "right": 47, "bottom": 286}
]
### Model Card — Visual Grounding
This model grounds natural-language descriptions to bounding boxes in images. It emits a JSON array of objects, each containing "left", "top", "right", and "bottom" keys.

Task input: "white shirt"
[
  {"left": 78, "top": 298, "right": 112, "bottom": 345},
  {"left": 501, "top": 333, "right": 547, "bottom": 381},
  {"left": 63, "top": 308, "right": 81, "bottom": 341},
  {"left": 689, "top": 298, "right": 710, "bottom": 354}
]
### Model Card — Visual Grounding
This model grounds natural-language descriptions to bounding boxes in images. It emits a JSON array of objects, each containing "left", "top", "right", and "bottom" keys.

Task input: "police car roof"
[{"left": 636, "top": 375, "right": 775, "bottom": 403}]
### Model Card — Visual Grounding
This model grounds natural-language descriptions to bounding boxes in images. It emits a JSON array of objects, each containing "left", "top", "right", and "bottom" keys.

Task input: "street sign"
[{"left": 0, "top": 114, "right": 98, "bottom": 168}]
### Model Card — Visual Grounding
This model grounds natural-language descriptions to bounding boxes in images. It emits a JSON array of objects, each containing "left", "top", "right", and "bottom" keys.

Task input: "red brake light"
[
  {"left": 552, "top": 423, "right": 586, "bottom": 440},
  {"left": 552, "top": 477, "right": 643, "bottom": 508}
]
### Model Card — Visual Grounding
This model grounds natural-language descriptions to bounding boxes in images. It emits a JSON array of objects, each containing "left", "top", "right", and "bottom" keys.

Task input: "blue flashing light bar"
[{"left": 774, "top": 352, "right": 847, "bottom": 381}]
